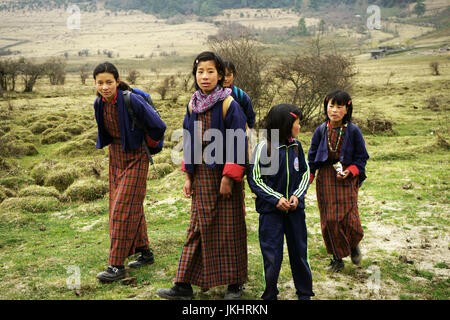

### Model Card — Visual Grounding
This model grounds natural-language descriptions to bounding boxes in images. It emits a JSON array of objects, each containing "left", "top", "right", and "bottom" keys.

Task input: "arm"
[
  {"left": 222, "top": 100, "right": 247, "bottom": 182},
  {"left": 243, "top": 92, "right": 256, "bottom": 129},
  {"left": 307, "top": 126, "right": 322, "bottom": 183},
  {"left": 293, "top": 143, "right": 310, "bottom": 199},
  {"left": 247, "top": 141, "right": 284, "bottom": 207}
]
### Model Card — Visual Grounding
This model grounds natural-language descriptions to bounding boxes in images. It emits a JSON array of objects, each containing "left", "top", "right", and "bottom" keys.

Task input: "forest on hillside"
[{"left": 0, "top": 0, "right": 419, "bottom": 17}]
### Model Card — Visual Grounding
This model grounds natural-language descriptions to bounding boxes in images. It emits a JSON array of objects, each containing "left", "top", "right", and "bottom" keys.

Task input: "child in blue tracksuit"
[{"left": 248, "top": 104, "right": 314, "bottom": 300}]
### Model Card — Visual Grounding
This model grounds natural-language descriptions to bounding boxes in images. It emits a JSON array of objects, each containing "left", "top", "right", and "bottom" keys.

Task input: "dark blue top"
[
  {"left": 231, "top": 85, "right": 256, "bottom": 129},
  {"left": 182, "top": 98, "right": 248, "bottom": 174},
  {"left": 93, "top": 89, "right": 166, "bottom": 151},
  {"left": 308, "top": 121, "right": 369, "bottom": 185},
  {"left": 247, "top": 139, "right": 310, "bottom": 215}
]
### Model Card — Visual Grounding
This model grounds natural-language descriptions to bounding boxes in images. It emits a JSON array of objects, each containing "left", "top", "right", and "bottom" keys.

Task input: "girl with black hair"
[
  {"left": 247, "top": 104, "right": 314, "bottom": 300},
  {"left": 308, "top": 90, "right": 369, "bottom": 272},
  {"left": 157, "top": 52, "right": 248, "bottom": 300},
  {"left": 92, "top": 62, "right": 166, "bottom": 282}
]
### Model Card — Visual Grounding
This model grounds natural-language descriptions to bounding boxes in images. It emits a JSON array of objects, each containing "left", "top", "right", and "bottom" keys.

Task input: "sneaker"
[
  {"left": 127, "top": 251, "right": 155, "bottom": 268},
  {"left": 351, "top": 245, "right": 362, "bottom": 265},
  {"left": 224, "top": 284, "right": 244, "bottom": 300},
  {"left": 96, "top": 266, "right": 126, "bottom": 282},
  {"left": 157, "top": 284, "right": 194, "bottom": 300},
  {"left": 327, "top": 258, "right": 344, "bottom": 273}
]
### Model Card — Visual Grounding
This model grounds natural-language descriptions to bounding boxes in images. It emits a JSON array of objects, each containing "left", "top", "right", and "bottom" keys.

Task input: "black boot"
[
  {"left": 327, "top": 258, "right": 344, "bottom": 273},
  {"left": 157, "top": 283, "right": 194, "bottom": 300},
  {"left": 224, "top": 284, "right": 244, "bottom": 300},
  {"left": 128, "top": 250, "right": 154, "bottom": 268},
  {"left": 96, "top": 266, "right": 126, "bottom": 282}
]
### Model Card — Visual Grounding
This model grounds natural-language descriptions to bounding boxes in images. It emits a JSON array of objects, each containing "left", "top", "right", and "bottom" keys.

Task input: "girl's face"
[
  {"left": 95, "top": 72, "right": 119, "bottom": 101},
  {"left": 196, "top": 60, "right": 222, "bottom": 95},
  {"left": 327, "top": 100, "right": 348, "bottom": 125},
  {"left": 223, "top": 68, "right": 234, "bottom": 88},
  {"left": 291, "top": 118, "right": 301, "bottom": 139}
]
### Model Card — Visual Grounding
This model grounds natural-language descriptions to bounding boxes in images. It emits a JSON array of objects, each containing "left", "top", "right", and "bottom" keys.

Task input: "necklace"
[{"left": 327, "top": 122, "right": 347, "bottom": 153}]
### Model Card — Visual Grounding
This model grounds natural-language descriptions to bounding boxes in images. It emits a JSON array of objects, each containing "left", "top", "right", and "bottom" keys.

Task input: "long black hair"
[
  {"left": 223, "top": 60, "right": 236, "bottom": 75},
  {"left": 192, "top": 51, "right": 225, "bottom": 91},
  {"left": 265, "top": 104, "right": 303, "bottom": 145},
  {"left": 323, "top": 90, "right": 353, "bottom": 123},
  {"left": 93, "top": 62, "right": 131, "bottom": 97}
]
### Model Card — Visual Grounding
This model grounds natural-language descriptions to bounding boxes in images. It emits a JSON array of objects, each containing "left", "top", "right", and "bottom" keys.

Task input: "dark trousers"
[{"left": 259, "top": 211, "right": 314, "bottom": 300}]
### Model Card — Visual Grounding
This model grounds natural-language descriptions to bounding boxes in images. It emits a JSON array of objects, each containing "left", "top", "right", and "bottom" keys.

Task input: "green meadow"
[{"left": 0, "top": 50, "right": 449, "bottom": 300}]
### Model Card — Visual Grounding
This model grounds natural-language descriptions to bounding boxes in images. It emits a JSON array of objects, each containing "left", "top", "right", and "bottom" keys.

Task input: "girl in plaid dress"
[
  {"left": 93, "top": 62, "right": 166, "bottom": 282},
  {"left": 157, "top": 52, "right": 248, "bottom": 300},
  {"left": 308, "top": 91, "right": 369, "bottom": 272}
]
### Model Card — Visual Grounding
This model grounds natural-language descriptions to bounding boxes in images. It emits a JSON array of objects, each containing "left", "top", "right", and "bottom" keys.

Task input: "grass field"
[{"left": 0, "top": 50, "right": 448, "bottom": 300}]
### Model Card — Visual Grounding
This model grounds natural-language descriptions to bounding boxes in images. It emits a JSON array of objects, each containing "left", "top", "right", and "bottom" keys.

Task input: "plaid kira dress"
[
  {"left": 175, "top": 107, "right": 248, "bottom": 289},
  {"left": 103, "top": 99, "right": 150, "bottom": 266},
  {"left": 316, "top": 125, "right": 364, "bottom": 260}
]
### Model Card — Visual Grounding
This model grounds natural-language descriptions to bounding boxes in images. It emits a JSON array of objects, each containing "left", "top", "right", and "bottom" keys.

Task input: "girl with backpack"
[
  {"left": 93, "top": 62, "right": 166, "bottom": 282},
  {"left": 308, "top": 90, "right": 369, "bottom": 272},
  {"left": 157, "top": 52, "right": 248, "bottom": 300},
  {"left": 247, "top": 104, "right": 314, "bottom": 300}
]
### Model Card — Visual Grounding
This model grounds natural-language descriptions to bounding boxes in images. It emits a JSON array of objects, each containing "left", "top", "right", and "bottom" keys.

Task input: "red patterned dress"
[
  {"left": 174, "top": 108, "right": 248, "bottom": 289},
  {"left": 102, "top": 97, "right": 150, "bottom": 266},
  {"left": 316, "top": 125, "right": 364, "bottom": 259}
]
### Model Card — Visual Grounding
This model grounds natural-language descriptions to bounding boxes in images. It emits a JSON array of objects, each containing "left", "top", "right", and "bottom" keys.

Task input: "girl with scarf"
[
  {"left": 308, "top": 91, "right": 369, "bottom": 272},
  {"left": 157, "top": 52, "right": 248, "bottom": 300}
]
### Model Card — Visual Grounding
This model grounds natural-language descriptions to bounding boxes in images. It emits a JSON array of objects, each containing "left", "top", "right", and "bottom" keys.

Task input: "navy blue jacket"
[
  {"left": 231, "top": 85, "right": 256, "bottom": 129},
  {"left": 182, "top": 97, "right": 248, "bottom": 181},
  {"left": 94, "top": 89, "right": 166, "bottom": 151},
  {"left": 247, "top": 139, "right": 310, "bottom": 214},
  {"left": 308, "top": 121, "right": 369, "bottom": 185}
]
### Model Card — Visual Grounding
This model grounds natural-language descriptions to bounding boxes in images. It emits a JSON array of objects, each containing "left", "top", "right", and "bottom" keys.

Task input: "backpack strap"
[{"left": 123, "top": 90, "right": 155, "bottom": 165}]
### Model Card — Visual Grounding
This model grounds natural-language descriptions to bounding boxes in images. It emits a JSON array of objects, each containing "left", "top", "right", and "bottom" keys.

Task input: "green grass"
[{"left": 0, "top": 52, "right": 449, "bottom": 300}]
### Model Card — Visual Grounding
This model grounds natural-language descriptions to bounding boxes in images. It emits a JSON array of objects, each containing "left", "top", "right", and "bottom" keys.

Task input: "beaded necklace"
[{"left": 327, "top": 121, "right": 347, "bottom": 153}]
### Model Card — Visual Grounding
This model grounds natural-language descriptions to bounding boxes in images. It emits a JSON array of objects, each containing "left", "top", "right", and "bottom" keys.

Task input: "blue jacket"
[
  {"left": 93, "top": 89, "right": 166, "bottom": 151},
  {"left": 247, "top": 139, "right": 310, "bottom": 214},
  {"left": 182, "top": 97, "right": 248, "bottom": 181},
  {"left": 308, "top": 121, "right": 369, "bottom": 185},
  {"left": 231, "top": 85, "right": 256, "bottom": 129}
]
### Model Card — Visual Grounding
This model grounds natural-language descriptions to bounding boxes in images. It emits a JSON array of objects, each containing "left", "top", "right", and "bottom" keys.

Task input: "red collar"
[{"left": 102, "top": 90, "right": 118, "bottom": 105}]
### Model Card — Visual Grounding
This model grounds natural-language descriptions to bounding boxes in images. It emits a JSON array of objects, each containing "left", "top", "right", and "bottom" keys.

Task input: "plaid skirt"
[
  {"left": 108, "top": 143, "right": 150, "bottom": 266},
  {"left": 175, "top": 164, "right": 248, "bottom": 288},
  {"left": 316, "top": 164, "right": 363, "bottom": 259}
]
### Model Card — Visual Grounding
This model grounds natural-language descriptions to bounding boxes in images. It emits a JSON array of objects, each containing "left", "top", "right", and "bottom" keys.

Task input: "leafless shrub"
[
  {"left": 44, "top": 57, "right": 66, "bottom": 85},
  {"left": 430, "top": 62, "right": 440, "bottom": 76},
  {"left": 126, "top": 69, "right": 140, "bottom": 85}
]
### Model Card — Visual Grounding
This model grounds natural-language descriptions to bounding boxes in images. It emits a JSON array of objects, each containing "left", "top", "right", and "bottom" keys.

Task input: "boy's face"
[{"left": 223, "top": 68, "right": 234, "bottom": 88}]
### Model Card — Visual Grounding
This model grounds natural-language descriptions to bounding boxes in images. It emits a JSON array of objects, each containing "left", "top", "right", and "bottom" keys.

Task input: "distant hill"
[{"left": 0, "top": 0, "right": 419, "bottom": 17}]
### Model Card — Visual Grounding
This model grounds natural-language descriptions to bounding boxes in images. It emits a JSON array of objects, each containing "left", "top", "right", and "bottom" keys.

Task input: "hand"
[
  {"left": 220, "top": 176, "right": 233, "bottom": 199},
  {"left": 336, "top": 169, "right": 350, "bottom": 180},
  {"left": 276, "top": 197, "right": 291, "bottom": 211},
  {"left": 183, "top": 175, "right": 193, "bottom": 198},
  {"left": 289, "top": 195, "right": 299, "bottom": 210}
]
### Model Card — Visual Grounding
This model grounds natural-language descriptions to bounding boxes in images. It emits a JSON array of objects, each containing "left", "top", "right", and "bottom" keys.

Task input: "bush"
[
  {"left": 56, "top": 139, "right": 96, "bottom": 157},
  {"left": 148, "top": 163, "right": 174, "bottom": 180},
  {"left": 7, "top": 141, "right": 38, "bottom": 157},
  {"left": 31, "top": 159, "right": 57, "bottom": 185},
  {"left": 30, "top": 121, "right": 55, "bottom": 134},
  {"left": 18, "top": 185, "right": 60, "bottom": 199},
  {"left": 62, "top": 178, "right": 108, "bottom": 202},
  {"left": 41, "top": 130, "right": 71, "bottom": 144},
  {"left": 0, "top": 196, "right": 61, "bottom": 213},
  {"left": 44, "top": 168, "right": 78, "bottom": 192},
  {"left": 0, "top": 176, "right": 34, "bottom": 191}
]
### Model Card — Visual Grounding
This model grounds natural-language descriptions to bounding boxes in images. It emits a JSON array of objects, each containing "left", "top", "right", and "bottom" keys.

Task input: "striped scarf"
[{"left": 190, "top": 86, "right": 231, "bottom": 114}]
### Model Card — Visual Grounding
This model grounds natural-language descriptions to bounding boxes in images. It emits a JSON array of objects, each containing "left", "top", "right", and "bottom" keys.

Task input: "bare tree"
[
  {"left": 208, "top": 32, "right": 273, "bottom": 124},
  {"left": 126, "top": 69, "right": 140, "bottom": 85},
  {"left": 19, "top": 60, "right": 45, "bottom": 93},
  {"left": 80, "top": 64, "right": 89, "bottom": 85},
  {"left": 44, "top": 57, "right": 66, "bottom": 85},
  {"left": 430, "top": 62, "right": 440, "bottom": 76},
  {"left": 273, "top": 53, "right": 356, "bottom": 125}
]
